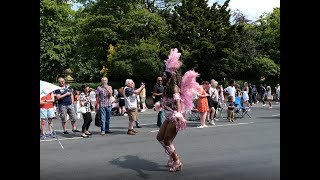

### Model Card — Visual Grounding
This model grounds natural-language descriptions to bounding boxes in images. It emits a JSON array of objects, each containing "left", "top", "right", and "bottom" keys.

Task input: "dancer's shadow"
[{"left": 110, "top": 155, "right": 166, "bottom": 179}]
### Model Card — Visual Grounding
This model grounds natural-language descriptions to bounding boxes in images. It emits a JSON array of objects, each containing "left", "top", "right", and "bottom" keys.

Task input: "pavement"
[{"left": 40, "top": 102, "right": 280, "bottom": 180}]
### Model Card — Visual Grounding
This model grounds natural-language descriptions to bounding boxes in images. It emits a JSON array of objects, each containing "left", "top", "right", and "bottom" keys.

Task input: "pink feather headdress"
[{"left": 164, "top": 48, "right": 182, "bottom": 73}]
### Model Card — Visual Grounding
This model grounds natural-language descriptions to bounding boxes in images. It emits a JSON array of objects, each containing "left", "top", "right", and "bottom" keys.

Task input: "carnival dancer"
[{"left": 155, "top": 48, "right": 200, "bottom": 172}]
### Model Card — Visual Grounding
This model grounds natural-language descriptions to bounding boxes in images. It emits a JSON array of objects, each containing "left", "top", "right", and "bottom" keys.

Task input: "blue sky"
[
  {"left": 208, "top": 0, "right": 280, "bottom": 21},
  {"left": 72, "top": 0, "right": 280, "bottom": 21}
]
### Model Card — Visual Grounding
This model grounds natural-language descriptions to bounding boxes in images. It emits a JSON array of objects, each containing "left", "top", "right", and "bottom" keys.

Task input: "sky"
[
  {"left": 208, "top": 0, "right": 280, "bottom": 21},
  {"left": 72, "top": 0, "right": 280, "bottom": 21}
]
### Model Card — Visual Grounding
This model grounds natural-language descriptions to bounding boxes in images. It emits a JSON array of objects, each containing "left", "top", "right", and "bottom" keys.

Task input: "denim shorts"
[{"left": 40, "top": 108, "right": 55, "bottom": 120}]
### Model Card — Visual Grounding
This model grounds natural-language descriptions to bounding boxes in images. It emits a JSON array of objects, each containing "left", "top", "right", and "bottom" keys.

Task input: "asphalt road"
[{"left": 40, "top": 103, "right": 280, "bottom": 180}]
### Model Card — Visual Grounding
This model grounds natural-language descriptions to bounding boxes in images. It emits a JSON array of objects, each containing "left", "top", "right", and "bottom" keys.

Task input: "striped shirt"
[{"left": 97, "top": 85, "right": 113, "bottom": 107}]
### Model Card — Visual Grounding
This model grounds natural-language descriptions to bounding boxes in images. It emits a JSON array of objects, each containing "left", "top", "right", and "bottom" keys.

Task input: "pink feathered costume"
[{"left": 156, "top": 48, "right": 200, "bottom": 172}]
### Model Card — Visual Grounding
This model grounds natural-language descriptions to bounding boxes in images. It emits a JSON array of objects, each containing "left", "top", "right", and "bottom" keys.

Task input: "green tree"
[
  {"left": 165, "top": 0, "right": 241, "bottom": 80},
  {"left": 254, "top": 7, "right": 280, "bottom": 65},
  {"left": 40, "top": 0, "right": 75, "bottom": 82},
  {"left": 253, "top": 56, "right": 280, "bottom": 79},
  {"left": 109, "top": 39, "right": 166, "bottom": 83}
]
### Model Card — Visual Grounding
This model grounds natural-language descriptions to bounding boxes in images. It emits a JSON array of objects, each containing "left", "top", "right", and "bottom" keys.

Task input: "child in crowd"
[{"left": 227, "top": 95, "right": 235, "bottom": 123}]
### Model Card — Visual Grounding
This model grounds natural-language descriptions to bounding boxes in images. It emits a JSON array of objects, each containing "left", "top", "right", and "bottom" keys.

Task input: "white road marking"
[
  {"left": 271, "top": 114, "right": 280, "bottom": 117},
  {"left": 40, "top": 137, "right": 83, "bottom": 142},
  {"left": 41, "top": 122, "right": 255, "bottom": 142}
]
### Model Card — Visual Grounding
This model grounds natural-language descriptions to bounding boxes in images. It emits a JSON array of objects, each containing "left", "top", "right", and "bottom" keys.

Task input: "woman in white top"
[
  {"left": 242, "top": 82, "right": 250, "bottom": 108},
  {"left": 266, "top": 86, "right": 273, "bottom": 108}
]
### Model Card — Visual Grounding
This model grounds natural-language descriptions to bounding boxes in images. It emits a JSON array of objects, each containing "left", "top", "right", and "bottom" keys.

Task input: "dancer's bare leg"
[
  {"left": 156, "top": 120, "right": 172, "bottom": 165},
  {"left": 163, "top": 121, "right": 178, "bottom": 161},
  {"left": 163, "top": 121, "right": 182, "bottom": 171},
  {"left": 156, "top": 119, "right": 169, "bottom": 142}
]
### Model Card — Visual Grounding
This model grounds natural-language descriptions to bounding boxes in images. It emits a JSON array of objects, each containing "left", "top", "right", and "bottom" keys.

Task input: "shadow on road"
[{"left": 110, "top": 155, "right": 166, "bottom": 179}]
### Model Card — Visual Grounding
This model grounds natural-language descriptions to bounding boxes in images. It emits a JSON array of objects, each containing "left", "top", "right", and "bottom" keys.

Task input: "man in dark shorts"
[{"left": 54, "top": 77, "right": 80, "bottom": 134}]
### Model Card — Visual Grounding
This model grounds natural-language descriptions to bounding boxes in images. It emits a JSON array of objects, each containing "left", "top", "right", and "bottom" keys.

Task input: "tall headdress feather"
[{"left": 164, "top": 48, "right": 182, "bottom": 73}]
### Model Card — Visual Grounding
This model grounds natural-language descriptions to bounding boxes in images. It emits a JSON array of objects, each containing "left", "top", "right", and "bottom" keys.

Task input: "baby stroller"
[{"left": 111, "top": 101, "right": 120, "bottom": 116}]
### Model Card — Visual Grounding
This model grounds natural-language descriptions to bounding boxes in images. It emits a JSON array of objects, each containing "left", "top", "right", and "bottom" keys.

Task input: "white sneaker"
[
  {"left": 197, "top": 125, "right": 204, "bottom": 128},
  {"left": 263, "top": 104, "right": 266, "bottom": 106},
  {"left": 203, "top": 124, "right": 209, "bottom": 127},
  {"left": 124, "top": 113, "right": 128, "bottom": 116},
  {"left": 214, "top": 118, "right": 219, "bottom": 121},
  {"left": 140, "top": 109, "right": 146, "bottom": 112},
  {"left": 209, "top": 120, "right": 215, "bottom": 125},
  {"left": 248, "top": 109, "right": 251, "bottom": 111}
]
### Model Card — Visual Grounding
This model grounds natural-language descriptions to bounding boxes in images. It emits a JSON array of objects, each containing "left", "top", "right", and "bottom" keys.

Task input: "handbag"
[
  {"left": 77, "top": 106, "right": 87, "bottom": 114},
  {"left": 110, "top": 96, "right": 116, "bottom": 104},
  {"left": 95, "top": 109, "right": 101, "bottom": 127}
]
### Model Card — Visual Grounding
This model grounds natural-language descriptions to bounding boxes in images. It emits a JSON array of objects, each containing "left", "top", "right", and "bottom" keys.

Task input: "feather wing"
[{"left": 180, "top": 70, "right": 201, "bottom": 112}]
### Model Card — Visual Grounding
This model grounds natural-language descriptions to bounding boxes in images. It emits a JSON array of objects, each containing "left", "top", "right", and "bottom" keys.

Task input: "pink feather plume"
[
  {"left": 180, "top": 70, "right": 201, "bottom": 112},
  {"left": 165, "top": 48, "right": 182, "bottom": 73}
]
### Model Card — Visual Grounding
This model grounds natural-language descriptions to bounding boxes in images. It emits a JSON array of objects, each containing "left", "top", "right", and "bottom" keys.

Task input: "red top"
[{"left": 40, "top": 93, "right": 54, "bottom": 108}]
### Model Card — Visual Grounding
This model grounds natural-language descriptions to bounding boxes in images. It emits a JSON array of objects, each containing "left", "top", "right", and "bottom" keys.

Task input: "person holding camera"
[
  {"left": 96, "top": 77, "right": 113, "bottom": 135},
  {"left": 54, "top": 77, "right": 80, "bottom": 134},
  {"left": 124, "top": 79, "right": 145, "bottom": 135}
]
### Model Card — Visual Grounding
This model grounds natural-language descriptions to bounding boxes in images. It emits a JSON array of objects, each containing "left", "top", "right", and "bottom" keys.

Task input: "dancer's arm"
[{"left": 174, "top": 85, "right": 181, "bottom": 113}]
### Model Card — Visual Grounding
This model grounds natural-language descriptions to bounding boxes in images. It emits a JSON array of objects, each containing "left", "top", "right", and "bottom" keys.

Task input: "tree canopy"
[{"left": 40, "top": 0, "right": 280, "bottom": 83}]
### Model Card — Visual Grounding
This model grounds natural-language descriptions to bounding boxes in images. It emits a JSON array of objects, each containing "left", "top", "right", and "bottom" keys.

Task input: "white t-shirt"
[
  {"left": 124, "top": 87, "right": 138, "bottom": 110},
  {"left": 89, "top": 91, "right": 96, "bottom": 101},
  {"left": 225, "top": 86, "right": 236, "bottom": 101},
  {"left": 276, "top": 86, "right": 280, "bottom": 95},
  {"left": 209, "top": 87, "right": 219, "bottom": 102}
]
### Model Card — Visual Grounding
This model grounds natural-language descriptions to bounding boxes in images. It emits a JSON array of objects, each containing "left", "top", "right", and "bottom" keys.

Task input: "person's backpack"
[{"left": 95, "top": 109, "right": 101, "bottom": 127}]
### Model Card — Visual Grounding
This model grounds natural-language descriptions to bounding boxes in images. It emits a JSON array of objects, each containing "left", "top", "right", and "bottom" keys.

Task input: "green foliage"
[
  {"left": 40, "top": 0, "right": 75, "bottom": 82},
  {"left": 109, "top": 40, "right": 165, "bottom": 83},
  {"left": 41, "top": 0, "right": 280, "bottom": 83},
  {"left": 254, "top": 7, "right": 280, "bottom": 64},
  {"left": 253, "top": 56, "right": 280, "bottom": 79}
]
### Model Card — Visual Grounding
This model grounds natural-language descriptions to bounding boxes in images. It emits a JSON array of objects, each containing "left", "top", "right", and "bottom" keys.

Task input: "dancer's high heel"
[
  {"left": 167, "top": 158, "right": 174, "bottom": 167},
  {"left": 169, "top": 160, "right": 183, "bottom": 172}
]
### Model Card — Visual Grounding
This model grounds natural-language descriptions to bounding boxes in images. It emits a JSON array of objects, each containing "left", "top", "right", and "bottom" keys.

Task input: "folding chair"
[
  {"left": 215, "top": 102, "right": 224, "bottom": 119},
  {"left": 187, "top": 99, "right": 200, "bottom": 121},
  {"left": 234, "top": 96, "right": 251, "bottom": 119},
  {"left": 188, "top": 109, "right": 200, "bottom": 121}
]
